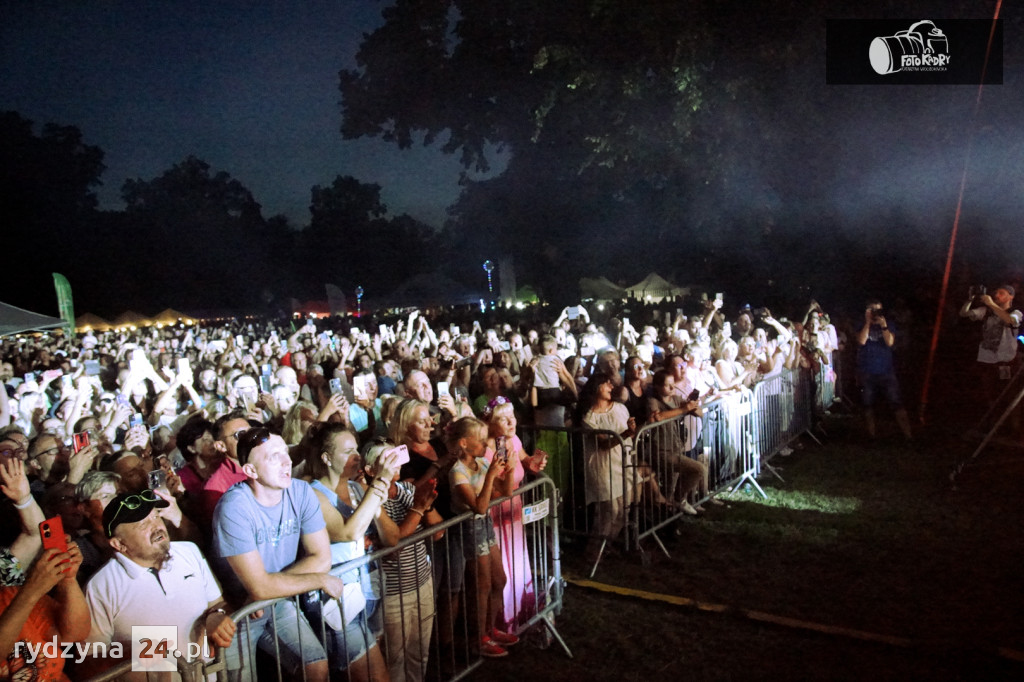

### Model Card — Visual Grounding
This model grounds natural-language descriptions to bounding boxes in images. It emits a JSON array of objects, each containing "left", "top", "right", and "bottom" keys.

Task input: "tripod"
[{"left": 950, "top": 362, "right": 1024, "bottom": 487}]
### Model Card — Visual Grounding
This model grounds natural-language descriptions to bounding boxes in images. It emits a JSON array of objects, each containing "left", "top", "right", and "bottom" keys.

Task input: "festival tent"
[
  {"left": 516, "top": 285, "right": 540, "bottom": 304},
  {"left": 111, "top": 310, "right": 152, "bottom": 328},
  {"left": 0, "top": 300, "right": 66, "bottom": 336},
  {"left": 74, "top": 313, "right": 113, "bottom": 332},
  {"left": 151, "top": 308, "right": 196, "bottom": 325},
  {"left": 579, "top": 276, "right": 628, "bottom": 301},
  {"left": 625, "top": 272, "right": 689, "bottom": 303}
]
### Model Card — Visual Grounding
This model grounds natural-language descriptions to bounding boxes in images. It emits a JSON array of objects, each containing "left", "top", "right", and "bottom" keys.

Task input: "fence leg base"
[
  {"left": 726, "top": 472, "right": 769, "bottom": 500},
  {"left": 541, "top": 611, "right": 574, "bottom": 659},
  {"left": 762, "top": 461, "right": 785, "bottom": 483},
  {"left": 588, "top": 538, "right": 606, "bottom": 579},
  {"left": 648, "top": 530, "right": 671, "bottom": 560}
]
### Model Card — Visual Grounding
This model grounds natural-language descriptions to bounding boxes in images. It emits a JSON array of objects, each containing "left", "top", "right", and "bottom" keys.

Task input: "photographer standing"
[
  {"left": 960, "top": 285, "right": 1023, "bottom": 425},
  {"left": 856, "top": 300, "right": 912, "bottom": 441}
]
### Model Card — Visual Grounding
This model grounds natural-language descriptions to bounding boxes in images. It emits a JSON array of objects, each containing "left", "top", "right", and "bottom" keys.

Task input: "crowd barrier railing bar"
[{"left": 154, "top": 476, "right": 570, "bottom": 682}]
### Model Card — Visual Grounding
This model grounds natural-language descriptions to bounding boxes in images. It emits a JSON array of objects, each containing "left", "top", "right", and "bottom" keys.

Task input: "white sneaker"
[{"left": 680, "top": 501, "right": 699, "bottom": 516}]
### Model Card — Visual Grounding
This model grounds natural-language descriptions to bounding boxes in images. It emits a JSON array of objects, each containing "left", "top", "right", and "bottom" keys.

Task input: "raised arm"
[
  {"left": 318, "top": 453, "right": 399, "bottom": 544},
  {"left": 0, "top": 459, "right": 44, "bottom": 567}
]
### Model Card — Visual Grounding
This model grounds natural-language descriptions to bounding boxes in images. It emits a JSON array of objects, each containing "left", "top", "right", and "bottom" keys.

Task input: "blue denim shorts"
[
  {"left": 224, "top": 598, "right": 327, "bottom": 680},
  {"left": 461, "top": 515, "right": 499, "bottom": 558}
]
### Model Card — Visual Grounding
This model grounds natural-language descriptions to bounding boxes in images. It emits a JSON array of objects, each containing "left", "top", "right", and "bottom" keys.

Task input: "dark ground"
[{"left": 471, "top": 407, "right": 1024, "bottom": 681}]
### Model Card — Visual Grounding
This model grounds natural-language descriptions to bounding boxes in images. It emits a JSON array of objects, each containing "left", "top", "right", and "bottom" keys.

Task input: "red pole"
[{"left": 919, "top": 0, "right": 1003, "bottom": 424}]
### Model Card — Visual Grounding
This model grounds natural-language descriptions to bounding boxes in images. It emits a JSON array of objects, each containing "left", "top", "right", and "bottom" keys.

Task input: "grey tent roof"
[
  {"left": 0, "top": 300, "right": 66, "bottom": 336},
  {"left": 375, "top": 272, "right": 485, "bottom": 308},
  {"left": 579, "top": 276, "right": 628, "bottom": 301}
]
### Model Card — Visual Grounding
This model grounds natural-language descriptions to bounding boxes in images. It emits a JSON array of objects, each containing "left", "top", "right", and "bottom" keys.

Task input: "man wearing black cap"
[
  {"left": 960, "top": 284, "right": 1023, "bottom": 407},
  {"left": 80, "top": 490, "right": 236, "bottom": 677}
]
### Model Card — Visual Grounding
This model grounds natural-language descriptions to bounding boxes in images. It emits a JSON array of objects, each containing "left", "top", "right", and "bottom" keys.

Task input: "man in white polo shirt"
[{"left": 79, "top": 490, "right": 236, "bottom": 678}]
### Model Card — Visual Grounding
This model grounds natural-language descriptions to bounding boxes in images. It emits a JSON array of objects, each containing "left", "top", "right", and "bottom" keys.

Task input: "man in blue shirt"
[
  {"left": 856, "top": 300, "right": 912, "bottom": 440},
  {"left": 212, "top": 427, "right": 343, "bottom": 682}
]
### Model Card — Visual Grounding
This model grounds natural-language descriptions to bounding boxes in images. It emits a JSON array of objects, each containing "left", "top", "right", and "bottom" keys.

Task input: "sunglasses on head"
[
  {"left": 236, "top": 426, "right": 272, "bottom": 464},
  {"left": 237, "top": 427, "right": 271, "bottom": 449},
  {"left": 106, "top": 489, "right": 160, "bottom": 536}
]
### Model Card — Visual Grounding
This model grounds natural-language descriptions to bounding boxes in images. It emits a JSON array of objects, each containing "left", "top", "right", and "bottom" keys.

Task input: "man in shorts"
[
  {"left": 856, "top": 300, "right": 912, "bottom": 441},
  {"left": 212, "top": 427, "right": 374, "bottom": 681}
]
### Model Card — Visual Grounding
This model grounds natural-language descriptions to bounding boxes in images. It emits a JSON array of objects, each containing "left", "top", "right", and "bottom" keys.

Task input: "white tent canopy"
[{"left": 625, "top": 272, "right": 689, "bottom": 303}]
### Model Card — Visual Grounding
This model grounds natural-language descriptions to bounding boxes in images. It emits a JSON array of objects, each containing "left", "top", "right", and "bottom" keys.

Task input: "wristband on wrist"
[{"left": 14, "top": 495, "right": 34, "bottom": 509}]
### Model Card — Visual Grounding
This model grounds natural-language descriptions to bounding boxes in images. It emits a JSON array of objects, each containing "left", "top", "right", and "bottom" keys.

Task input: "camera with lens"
[
  {"left": 871, "top": 308, "right": 885, "bottom": 322},
  {"left": 969, "top": 285, "right": 986, "bottom": 299}
]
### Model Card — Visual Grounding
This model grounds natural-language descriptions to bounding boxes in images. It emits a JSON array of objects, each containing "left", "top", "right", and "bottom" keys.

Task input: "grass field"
[{"left": 473, "top": 412, "right": 1024, "bottom": 681}]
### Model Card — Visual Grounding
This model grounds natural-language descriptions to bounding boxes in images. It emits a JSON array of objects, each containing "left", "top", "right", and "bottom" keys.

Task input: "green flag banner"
[{"left": 52, "top": 273, "right": 75, "bottom": 336}]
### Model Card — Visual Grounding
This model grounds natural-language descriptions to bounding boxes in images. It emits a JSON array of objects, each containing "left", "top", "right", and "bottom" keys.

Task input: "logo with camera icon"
[{"left": 869, "top": 20, "right": 950, "bottom": 75}]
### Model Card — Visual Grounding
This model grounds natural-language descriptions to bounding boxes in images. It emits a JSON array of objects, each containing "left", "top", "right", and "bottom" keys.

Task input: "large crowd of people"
[{"left": 0, "top": 295, "right": 851, "bottom": 680}]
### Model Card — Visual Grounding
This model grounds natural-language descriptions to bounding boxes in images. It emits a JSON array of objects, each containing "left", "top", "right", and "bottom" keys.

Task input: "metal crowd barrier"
[
  {"left": 516, "top": 424, "right": 632, "bottom": 576},
  {"left": 518, "top": 368, "right": 820, "bottom": 574},
  {"left": 98, "top": 476, "right": 570, "bottom": 682},
  {"left": 815, "top": 362, "right": 837, "bottom": 415}
]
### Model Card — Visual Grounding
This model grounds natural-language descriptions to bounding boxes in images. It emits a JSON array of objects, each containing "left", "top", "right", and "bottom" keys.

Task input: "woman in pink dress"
[{"left": 481, "top": 397, "right": 547, "bottom": 634}]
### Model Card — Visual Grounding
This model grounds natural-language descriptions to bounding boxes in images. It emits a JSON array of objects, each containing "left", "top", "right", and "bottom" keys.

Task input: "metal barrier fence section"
[
  {"left": 519, "top": 368, "right": 823, "bottom": 573},
  {"left": 82, "top": 368, "right": 835, "bottom": 680},
  {"left": 87, "top": 476, "right": 568, "bottom": 682},
  {"left": 817, "top": 363, "right": 837, "bottom": 414},
  {"left": 519, "top": 425, "right": 632, "bottom": 570}
]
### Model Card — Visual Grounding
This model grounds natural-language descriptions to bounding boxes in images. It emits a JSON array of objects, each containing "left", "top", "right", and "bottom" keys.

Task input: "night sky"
[
  {"left": 1, "top": 1, "right": 499, "bottom": 227},
  {"left": 1, "top": 1, "right": 1021, "bottom": 284}
]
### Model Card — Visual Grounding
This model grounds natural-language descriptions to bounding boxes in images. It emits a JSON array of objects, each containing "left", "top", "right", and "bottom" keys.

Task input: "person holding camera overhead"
[
  {"left": 959, "top": 284, "right": 1023, "bottom": 411},
  {"left": 856, "top": 300, "right": 912, "bottom": 441}
]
